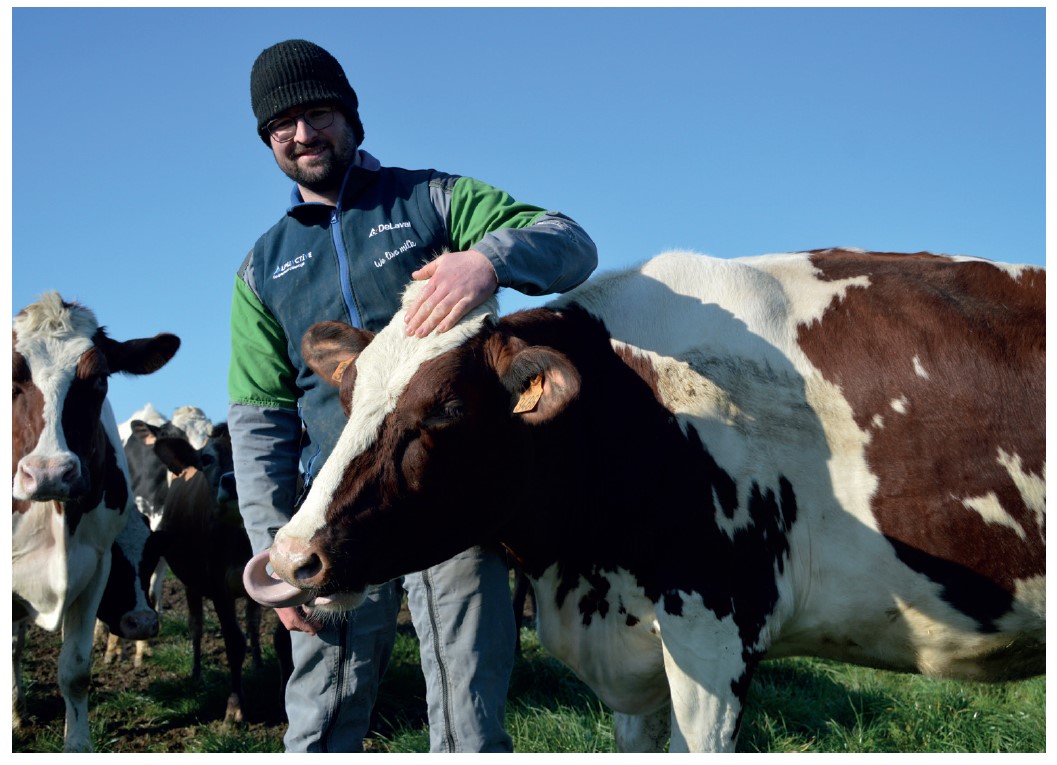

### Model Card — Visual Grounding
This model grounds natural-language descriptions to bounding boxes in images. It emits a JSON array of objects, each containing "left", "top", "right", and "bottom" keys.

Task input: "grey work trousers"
[{"left": 282, "top": 544, "right": 516, "bottom": 752}]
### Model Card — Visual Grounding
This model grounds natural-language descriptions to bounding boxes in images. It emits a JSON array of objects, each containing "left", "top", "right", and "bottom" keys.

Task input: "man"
[{"left": 228, "top": 40, "right": 598, "bottom": 752}]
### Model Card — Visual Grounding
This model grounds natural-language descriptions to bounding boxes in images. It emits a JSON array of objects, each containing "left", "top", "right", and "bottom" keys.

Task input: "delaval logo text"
[
  {"left": 272, "top": 252, "right": 313, "bottom": 280},
  {"left": 368, "top": 221, "right": 411, "bottom": 238}
]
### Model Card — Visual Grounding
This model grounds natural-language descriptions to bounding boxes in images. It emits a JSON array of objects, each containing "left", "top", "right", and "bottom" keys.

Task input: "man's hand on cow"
[
  {"left": 276, "top": 605, "right": 322, "bottom": 636},
  {"left": 405, "top": 250, "right": 499, "bottom": 337}
]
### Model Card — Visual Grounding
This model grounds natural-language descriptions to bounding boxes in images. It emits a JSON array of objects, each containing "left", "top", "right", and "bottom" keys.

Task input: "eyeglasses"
[{"left": 265, "top": 107, "right": 337, "bottom": 143}]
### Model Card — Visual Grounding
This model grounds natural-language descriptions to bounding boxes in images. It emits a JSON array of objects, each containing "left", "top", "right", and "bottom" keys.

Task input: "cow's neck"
[{"left": 495, "top": 306, "right": 698, "bottom": 592}]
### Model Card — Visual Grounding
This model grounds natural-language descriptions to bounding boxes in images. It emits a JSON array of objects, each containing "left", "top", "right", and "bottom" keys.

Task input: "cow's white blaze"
[
  {"left": 12, "top": 294, "right": 99, "bottom": 500},
  {"left": 279, "top": 283, "right": 499, "bottom": 544}
]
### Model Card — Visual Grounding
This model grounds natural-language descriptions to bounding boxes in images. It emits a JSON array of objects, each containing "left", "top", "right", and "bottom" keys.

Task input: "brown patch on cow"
[
  {"left": 11, "top": 350, "right": 45, "bottom": 499},
  {"left": 797, "top": 250, "right": 1045, "bottom": 626}
]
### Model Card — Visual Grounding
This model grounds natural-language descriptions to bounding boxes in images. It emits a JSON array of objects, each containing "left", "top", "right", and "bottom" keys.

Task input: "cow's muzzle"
[
  {"left": 13, "top": 454, "right": 85, "bottom": 502},
  {"left": 119, "top": 608, "right": 159, "bottom": 640}
]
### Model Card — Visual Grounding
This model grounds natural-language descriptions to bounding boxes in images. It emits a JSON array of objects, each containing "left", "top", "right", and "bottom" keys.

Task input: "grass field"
[{"left": 12, "top": 581, "right": 1046, "bottom": 754}]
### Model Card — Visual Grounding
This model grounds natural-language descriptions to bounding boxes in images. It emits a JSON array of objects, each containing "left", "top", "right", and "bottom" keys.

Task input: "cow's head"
[
  {"left": 151, "top": 421, "right": 241, "bottom": 532},
  {"left": 96, "top": 510, "right": 162, "bottom": 640},
  {"left": 12, "top": 292, "right": 180, "bottom": 510},
  {"left": 244, "top": 284, "right": 581, "bottom": 614}
]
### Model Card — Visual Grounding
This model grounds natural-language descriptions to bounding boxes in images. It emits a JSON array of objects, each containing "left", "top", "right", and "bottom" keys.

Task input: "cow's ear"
[
  {"left": 130, "top": 420, "right": 153, "bottom": 445},
  {"left": 153, "top": 437, "right": 201, "bottom": 475},
  {"left": 99, "top": 332, "right": 181, "bottom": 376},
  {"left": 130, "top": 419, "right": 165, "bottom": 446},
  {"left": 302, "top": 321, "right": 375, "bottom": 387},
  {"left": 303, "top": 322, "right": 375, "bottom": 417},
  {"left": 500, "top": 346, "right": 581, "bottom": 424}
]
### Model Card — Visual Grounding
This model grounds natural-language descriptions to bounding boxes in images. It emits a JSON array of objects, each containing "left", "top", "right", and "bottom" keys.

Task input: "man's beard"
[{"left": 279, "top": 126, "right": 358, "bottom": 195}]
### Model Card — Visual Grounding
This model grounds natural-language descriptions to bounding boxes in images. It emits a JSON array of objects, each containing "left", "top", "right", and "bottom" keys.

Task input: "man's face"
[{"left": 268, "top": 105, "right": 358, "bottom": 196}]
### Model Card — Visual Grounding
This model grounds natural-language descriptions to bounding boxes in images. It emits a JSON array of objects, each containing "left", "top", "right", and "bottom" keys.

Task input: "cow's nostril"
[
  {"left": 295, "top": 553, "right": 325, "bottom": 584},
  {"left": 61, "top": 460, "right": 80, "bottom": 484}
]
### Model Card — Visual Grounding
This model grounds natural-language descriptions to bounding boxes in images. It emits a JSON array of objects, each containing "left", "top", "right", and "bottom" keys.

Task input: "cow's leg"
[
  {"left": 58, "top": 559, "right": 111, "bottom": 752},
  {"left": 12, "top": 620, "right": 27, "bottom": 730},
  {"left": 133, "top": 557, "right": 166, "bottom": 668},
  {"left": 104, "top": 632, "right": 124, "bottom": 664},
  {"left": 214, "top": 595, "right": 248, "bottom": 724},
  {"left": 245, "top": 598, "right": 263, "bottom": 669},
  {"left": 186, "top": 587, "right": 204, "bottom": 682},
  {"left": 273, "top": 622, "right": 293, "bottom": 718},
  {"left": 658, "top": 618, "right": 749, "bottom": 753},
  {"left": 614, "top": 704, "right": 671, "bottom": 752},
  {"left": 133, "top": 638, "right": 152, "bottom": 668}
]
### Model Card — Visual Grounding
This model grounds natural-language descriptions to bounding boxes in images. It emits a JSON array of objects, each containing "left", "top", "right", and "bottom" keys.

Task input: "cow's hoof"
[{"left": 224, "top": 693, "right": 245, "bottom": 725}]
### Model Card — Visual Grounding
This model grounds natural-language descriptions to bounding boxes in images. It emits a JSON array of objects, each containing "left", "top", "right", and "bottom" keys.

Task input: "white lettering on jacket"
[
  {"left": 273, "top": 252, "right": 313, "bottom": 280},
  {"left": 368, "top": 221, "right": 412, "bottom": 238},
  {"left": 374, "top": 240, "right": 417, "bottom": 268}
]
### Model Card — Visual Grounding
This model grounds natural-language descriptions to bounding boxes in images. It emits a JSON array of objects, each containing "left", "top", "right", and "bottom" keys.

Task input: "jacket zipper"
[{"left": 330, "top": 209, "right": 363, "bottom": 329}]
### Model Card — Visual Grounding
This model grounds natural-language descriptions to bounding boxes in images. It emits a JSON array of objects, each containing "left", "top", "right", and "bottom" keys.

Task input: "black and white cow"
[
  {"left": 244, "top": 250, "right": 1045, "bottom": 752},
  {"left": 149, "top": 423, "right": 268, "bottom": 723},
  {"left": 12, "top": 291, "right": 178, "bottom": 751}
]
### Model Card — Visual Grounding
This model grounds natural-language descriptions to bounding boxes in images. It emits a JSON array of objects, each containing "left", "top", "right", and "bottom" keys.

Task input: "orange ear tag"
[
  {"left": 513, "top": 374, "right": 544, "bottom": 414},
  {"left": 332, "top": 357, "right": 355, "bottom": 383}
]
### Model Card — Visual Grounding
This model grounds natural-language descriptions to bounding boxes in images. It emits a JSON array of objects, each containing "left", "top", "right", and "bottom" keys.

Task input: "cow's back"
[{"left": 551, "top": 249, "right": 1045, "bottom": 680}]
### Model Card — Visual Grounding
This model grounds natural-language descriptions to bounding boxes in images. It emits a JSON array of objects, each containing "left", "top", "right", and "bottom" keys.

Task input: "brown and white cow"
[
  {"left": 244, "top": 249, "right": 1045, "bottom": 752},
  {"left": 12, "top": 291, "right": 179, "bottom": 752}
]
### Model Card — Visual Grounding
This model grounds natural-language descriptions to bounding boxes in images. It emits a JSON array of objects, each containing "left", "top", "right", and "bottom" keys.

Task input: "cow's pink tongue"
[{"left": 242, "top": 549, "right": 314, "bottom": 608}]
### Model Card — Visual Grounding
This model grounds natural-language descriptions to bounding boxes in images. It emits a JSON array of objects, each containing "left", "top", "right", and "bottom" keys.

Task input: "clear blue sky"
[{"left": 9, "top": 6, "right": 1046, "bottom": 429}]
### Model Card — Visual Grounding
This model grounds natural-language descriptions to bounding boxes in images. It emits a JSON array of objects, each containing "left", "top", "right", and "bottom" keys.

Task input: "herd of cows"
[{"left": 12, "top": 248, "right": 1046, "bottom": 752}]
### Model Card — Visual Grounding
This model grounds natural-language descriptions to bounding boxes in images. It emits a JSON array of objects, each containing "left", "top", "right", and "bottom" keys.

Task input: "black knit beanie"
[{"left": 250, "top": 39, "right": 364, "bottom": 146}]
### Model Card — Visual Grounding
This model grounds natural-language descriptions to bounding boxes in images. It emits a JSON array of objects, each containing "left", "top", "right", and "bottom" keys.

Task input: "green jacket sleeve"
[
  {"left": 446, "top": 177, "right": 598, "bottom": 296},
  {"left": 228, "top": 275, "right": 300, "bottom": 409}
]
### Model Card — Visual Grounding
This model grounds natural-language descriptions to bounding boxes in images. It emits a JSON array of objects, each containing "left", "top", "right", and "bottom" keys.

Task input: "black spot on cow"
[
  {"left": 654, "top": 424, "right": 798, "bottom": 657},
  {"left": 885, "top": 536, "right": 1013, "bottom": 633},
  {"left": 577, "top": 570, "right": 613, "bottom": 626}
]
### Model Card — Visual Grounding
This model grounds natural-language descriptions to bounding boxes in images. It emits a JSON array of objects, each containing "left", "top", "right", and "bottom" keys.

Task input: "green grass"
[{"left": 13, "top": 608, "right": 1045, "bottom": 753}]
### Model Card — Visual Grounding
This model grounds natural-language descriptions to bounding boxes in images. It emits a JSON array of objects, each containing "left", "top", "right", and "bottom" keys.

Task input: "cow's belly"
[
  {"left": 532, "top": 566, "right": 669, "bottom": 715},
  {"left": 768, "top": 569, "right": 1047, "bottom": 682}
]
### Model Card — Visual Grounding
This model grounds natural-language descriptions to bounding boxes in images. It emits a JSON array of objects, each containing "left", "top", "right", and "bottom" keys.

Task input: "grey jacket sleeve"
[
  {"left": 474, "top": 212, "right": 599, "bottom": 297},
  {"left": 228, "top": 402, "right": 302, "bottom": 556}
]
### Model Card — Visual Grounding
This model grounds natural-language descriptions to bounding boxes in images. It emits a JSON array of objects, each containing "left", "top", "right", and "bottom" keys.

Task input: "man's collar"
[{"left": 287, "top": 150, "right": 381, "bottom": 210}]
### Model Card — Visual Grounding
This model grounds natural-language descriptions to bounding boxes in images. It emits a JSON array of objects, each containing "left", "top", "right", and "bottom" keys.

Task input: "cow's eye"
[
  {"left": 422, "top": 399, "right": 464, "bottom": 429},
  {"left": 82, "top": 374, "right": 107, "bottom": 394}
]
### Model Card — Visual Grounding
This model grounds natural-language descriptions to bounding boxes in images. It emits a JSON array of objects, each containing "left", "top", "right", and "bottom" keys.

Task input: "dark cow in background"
[
  {"left": 245, "top": 249, "right": 1045, "bottom": 752},
  {"left": 107, "top": 406, "right": 215, "bottom": 666},
  {"left": 95, "top": 509, "right": 162, "bottom": 645},
  {"left": 106, "top": 417, "right": 189, "bottom": 666},
  {"left": 12, "top": 291, "right": 178, "bottom": 751},
  {"left": 147, "top": 422, "right": 283, "bottom": 723}
]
